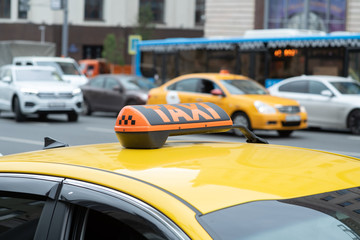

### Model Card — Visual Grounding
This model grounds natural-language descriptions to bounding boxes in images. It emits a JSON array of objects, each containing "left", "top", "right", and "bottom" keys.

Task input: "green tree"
[
  {"left": 102, "top": 34, "right": 125, "bottom": 65},
  {"left": 135, "top": 3, "right": 155, "bottom": 40}
]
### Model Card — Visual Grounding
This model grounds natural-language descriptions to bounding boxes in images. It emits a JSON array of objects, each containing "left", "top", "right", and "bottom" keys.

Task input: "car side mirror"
[
  {"left": 321, "top": 90, "right": 333, "bottom": 97},
  {"left": 211, "top": 89, "right": 224, "bottom": 96},
  {"left": 2, "top": 76, "right": 11, "bottom": 83}
]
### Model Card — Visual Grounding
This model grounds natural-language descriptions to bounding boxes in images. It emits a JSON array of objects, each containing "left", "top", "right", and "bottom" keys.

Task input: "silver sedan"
[{"left": 268, "top": 75, "right": 360, "bottom": 134}]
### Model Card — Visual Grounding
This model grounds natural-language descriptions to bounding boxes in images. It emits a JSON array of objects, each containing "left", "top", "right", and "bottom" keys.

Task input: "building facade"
[
  {"left": 1, "top": 0, "right": 360, "bottom": 64},
  {"left": 205, "top": 0, "right": 360, "bottom": 37},
  {"left": 0, "top": 0, "right": 205, "bottom": 62}
]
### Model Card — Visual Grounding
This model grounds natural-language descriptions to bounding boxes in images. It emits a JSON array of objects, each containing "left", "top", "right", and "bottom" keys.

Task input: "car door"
[
  {"left": 0, "top": 174, "right": 63, "bottom": 240},
  {"left": 166, "top": 78, "right": 201, "bottom": 104},
  {"left": 102, "top": 76, "right": 125, "bottom": 112},
  {"left": 194, "top": 79, "right": 228, "bottom": 109},
  {"left": 276, "top": 80, "right": 318, "bottom": 122},
  {"left": 0, "top": 67, "right": 14, "bottom": 111},
  {"left": 83, "top": 76, "right": 106, "bottom": 111},
  {"left": 47, "top": 179, "right": 190, "bottom": 240},
  {"left": 306, "top": 80, "right": 344, "bottom": 127}
]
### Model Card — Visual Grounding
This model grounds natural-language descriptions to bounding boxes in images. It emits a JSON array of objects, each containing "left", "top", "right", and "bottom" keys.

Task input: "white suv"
[
  {"left": 13, "top": 56, "right": 88, "bottom": 87},
  {"left": 0, "top": 65, "right": 83, "bottom": 122}
]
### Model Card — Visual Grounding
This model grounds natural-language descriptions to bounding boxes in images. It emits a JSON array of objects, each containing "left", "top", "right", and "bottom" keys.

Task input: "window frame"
[
  {"left": 84, "top": 0, "right": 104, "bottom": 21},
  {"left": 139, "top": 0, "right": 165, "bottom": 24},
  {"left": 0, "top": 173, "right": 64, "bottom": 240},
  {"left": 48, "top": 179, "right": 190, "bottom": 240},
  {"left": 0, "top": 0, "right": 11, "bottom": 19}
]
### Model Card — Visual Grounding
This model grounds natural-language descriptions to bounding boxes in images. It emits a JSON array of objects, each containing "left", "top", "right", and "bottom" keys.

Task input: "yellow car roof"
[
  {"left": 1, "top": 141, "right": 360, "bottom": 215},
  {"left": 169, "top": 72, "right": 250, "bottom": 82}
]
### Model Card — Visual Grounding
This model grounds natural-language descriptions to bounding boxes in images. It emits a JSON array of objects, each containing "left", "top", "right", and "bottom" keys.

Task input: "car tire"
[
  {"left": 82, "top": 99, "right": 92, "bottom": 116},
  {"left": 67, "top": 112, "right": 79, "bottom": 122},
  {"left": 13, "top": 97, "right": 26, "bottom": 122},
  {"left": 232, "top": 112, "right": 251, "bottom": 137},
  {"left": 348, "top": 109, "right": 360, "bottom": 135},
  {"left": 277, "top": 130, "right": 293, "bottom": 137}
]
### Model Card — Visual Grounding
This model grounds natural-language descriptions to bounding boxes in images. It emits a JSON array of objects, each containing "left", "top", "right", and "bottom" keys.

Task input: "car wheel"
[
  {"left": 68, "top": 112, "right": 79, "bottom": 122},
  {"left": 348, "top": 110, "right": 360, "bottom": 135},
  {"left": 277, "top": 130, "right": 293, "bottom": 137},
  {"left": 82, "top": 99, "right": 92, "bottom": 116},
  {"left": 232, "top": 112, "right": 251, "bottom": 136},
  {"left": 13, "top": 97, "right": 26, "bottom": 122}
]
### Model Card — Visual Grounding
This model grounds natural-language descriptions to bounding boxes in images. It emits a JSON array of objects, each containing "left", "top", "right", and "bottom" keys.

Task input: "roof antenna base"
[{"left": 44, "top": 137, "right": 69, "bottom": 150}]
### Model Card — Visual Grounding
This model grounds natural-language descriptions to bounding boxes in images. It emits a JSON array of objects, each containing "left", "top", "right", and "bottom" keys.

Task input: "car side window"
[
  {"left": 278, "top": 80, "right": 308, "bottom": 93},
  {"left": 54, "top": 180, "right": 187, "bottom": 240},
  {"left": 199, "top": 79, "right": 219, "bottom": 94},
  {"left": 308, "top": 80, "right": 329, "bottom": 94},
  {"left": 104, "top": 77, "right": 120, "bottom": 90},
  {"left": 89, "top": 77, "right": 105, "bottom": 88},
  {"left": 0, "top": 174, "right": 63, "bottom": 240},
  {"left": 0, "top": 192, "right": 46, "bottom": 239},
  {"left": 172, "top": 78, "right": 199, "bottom": 92}
]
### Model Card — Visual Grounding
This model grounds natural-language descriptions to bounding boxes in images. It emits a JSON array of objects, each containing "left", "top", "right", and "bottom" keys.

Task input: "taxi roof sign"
[{"left": 114, "top": 103, "right": 267, "bottom": 148}]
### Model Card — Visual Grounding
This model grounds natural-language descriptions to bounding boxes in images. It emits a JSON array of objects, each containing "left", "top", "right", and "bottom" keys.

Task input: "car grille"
[
  {"left": 276, "top": 106, "right": 300, "bottom": 114},
  {"left": 37, "top": 92, "right": 73, "bottom": 99},
  {"left": 282, "top": 121, "right": 301, "bottom": 127}
]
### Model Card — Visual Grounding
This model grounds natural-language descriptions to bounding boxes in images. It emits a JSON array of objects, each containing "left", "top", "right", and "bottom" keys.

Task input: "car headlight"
[
  {"left": 254, "top": 101, "right": 276, "bottom": 114},
  {"left": 300, "top": 105, "right": 307, "bottom": 113},
  {"left": 72, "top": 88, "right": 82, "bottom": 96},
  {"left": 20, "top": 88, "right": 38, "bottom": 95}
]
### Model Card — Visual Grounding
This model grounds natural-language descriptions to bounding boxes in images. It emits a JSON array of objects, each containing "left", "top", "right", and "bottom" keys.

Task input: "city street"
[{"left": 1, "top": 111, "right": 359, "bottom": 158}]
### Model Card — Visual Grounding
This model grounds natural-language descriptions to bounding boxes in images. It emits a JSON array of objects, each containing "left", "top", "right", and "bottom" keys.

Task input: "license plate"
[
  {"left": 285, "top": 115, "right": 301, "bottom": 122},
  {"left": 49, "top": 102, "right": 65, "bottom": 108}
]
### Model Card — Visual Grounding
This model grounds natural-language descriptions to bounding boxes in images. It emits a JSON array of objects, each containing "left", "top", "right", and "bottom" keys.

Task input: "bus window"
[
  {"left": 269, "top": 48, "right": 305, "bottom": 79},
  {"left": 307, "top": 48, "right": 343, "bottom": 76}
]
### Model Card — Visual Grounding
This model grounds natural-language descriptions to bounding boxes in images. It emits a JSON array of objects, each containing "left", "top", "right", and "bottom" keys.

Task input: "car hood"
[
  {"left": 335, "top": 95, "right": 360, "bottom": 105},
  {"left": 15, "top": 81, "right": 78, "bottom": 92},
  {"left": 233, "top": 94, "right": 300, "bottom": 106}
]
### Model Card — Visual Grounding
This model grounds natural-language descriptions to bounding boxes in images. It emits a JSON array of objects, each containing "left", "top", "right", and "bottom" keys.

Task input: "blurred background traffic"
[{"left": 1, "top": 0, "right": 360, "bottom": 156}]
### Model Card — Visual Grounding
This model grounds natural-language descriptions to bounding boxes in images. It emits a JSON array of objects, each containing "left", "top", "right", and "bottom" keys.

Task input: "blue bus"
[{"left": 134, "top": 29, "right": 360, "bottom": 87}]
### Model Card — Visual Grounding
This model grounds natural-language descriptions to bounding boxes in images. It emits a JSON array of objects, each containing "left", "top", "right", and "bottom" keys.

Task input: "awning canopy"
[{"left": 138, "top": 34, "right": 360, "bottom": 52}]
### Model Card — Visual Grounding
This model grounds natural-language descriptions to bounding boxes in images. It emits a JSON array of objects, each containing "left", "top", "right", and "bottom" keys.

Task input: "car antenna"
[
  {"left": 232, "top": 124, "right": 268, "bottom": 144},
  {"left": 43, "top": 137, "right": 69, "bottom": 150}
]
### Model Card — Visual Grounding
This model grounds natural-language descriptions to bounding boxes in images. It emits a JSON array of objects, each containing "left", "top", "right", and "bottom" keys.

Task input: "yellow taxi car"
[
  {"left": 147, "top": 71, "right": 307, "bottom": 137},
  {"left": 1, "top": 103, "right": 360, "bottom": 240}
]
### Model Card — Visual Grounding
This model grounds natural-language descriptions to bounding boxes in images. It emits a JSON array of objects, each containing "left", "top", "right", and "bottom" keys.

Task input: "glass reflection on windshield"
[
  {"left": 121, "top": 78, "right": 155, "bottom": 90},
  {"left": 15, "top": 69, "right": 62, "bottom": 82},
  {"left": 200, "top": 186, "right": 360, "bottom": 240},
  {"left": 331, "top": 82, "right": 360, "bottom": 94},
  {"left": 221, "top": 80, "right": 267, "bottom": 95}
]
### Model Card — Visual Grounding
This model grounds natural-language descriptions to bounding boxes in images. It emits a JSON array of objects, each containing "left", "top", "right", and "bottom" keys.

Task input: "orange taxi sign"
[{"left": 114, "top": 102, "right": 233, "bottom": 148}]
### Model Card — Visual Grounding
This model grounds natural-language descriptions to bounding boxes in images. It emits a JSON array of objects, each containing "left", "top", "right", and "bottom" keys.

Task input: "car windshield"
[
  {"left": 200, "top": 187, "right": 360, "bottom": 240},
  {"left": 330, "top": 81, "right": 360, "bottom": 94},
  {"left": 221, "top": 79, "right": 268, "bottom": 95},
  {"left": 120, "top": 78, "right": 155, "bottom": 90},
  {"left": 15, "top": 69, "right": 63, "bottom": 82},
  {"left": 37, "top": 61, "right": 81, "bottom": 76}
]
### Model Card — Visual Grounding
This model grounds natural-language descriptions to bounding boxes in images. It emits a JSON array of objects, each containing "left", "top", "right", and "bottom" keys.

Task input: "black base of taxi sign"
[{"left": 114, "top": 103, "right": 267, "bottom": 149}]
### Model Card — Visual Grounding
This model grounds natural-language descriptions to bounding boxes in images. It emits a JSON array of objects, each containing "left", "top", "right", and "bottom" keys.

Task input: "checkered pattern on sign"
[{"left": 119, "top": 115, "right": 136, "bottom": 125}]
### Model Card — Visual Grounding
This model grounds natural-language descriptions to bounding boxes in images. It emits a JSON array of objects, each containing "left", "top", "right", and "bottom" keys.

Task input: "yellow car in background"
[
  {"left": 147, "top": 72, "right": 307, "bottom": 137},
  {"left": 1, "top": 103, "right": 360, "bottom": 239}
]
